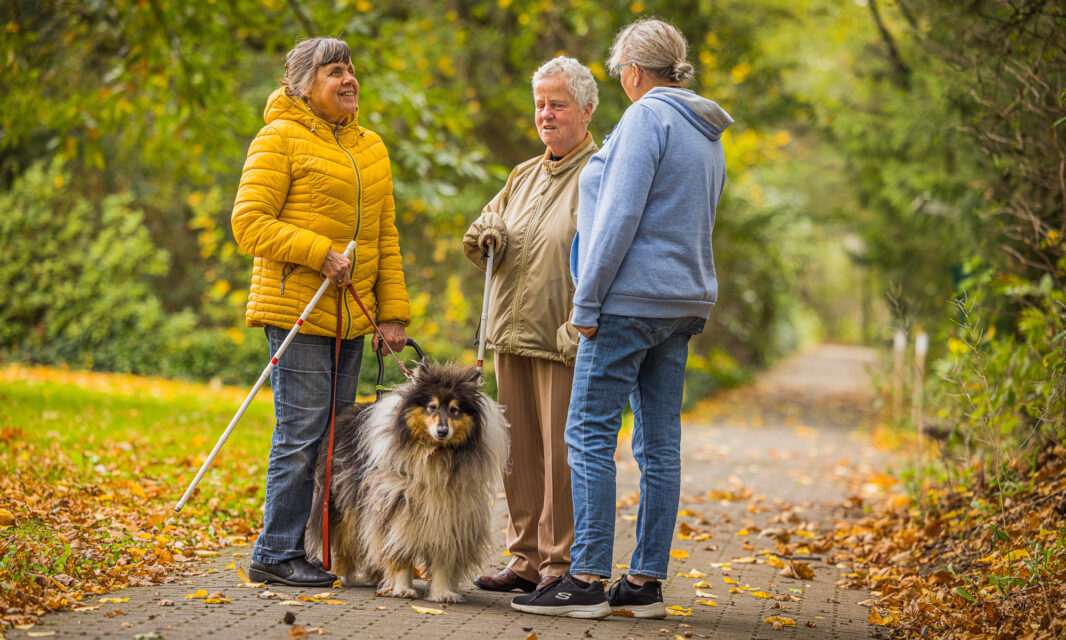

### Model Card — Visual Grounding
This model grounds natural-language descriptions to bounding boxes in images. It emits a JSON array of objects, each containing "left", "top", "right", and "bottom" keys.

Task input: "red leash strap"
[{"left": 321, "top": 287, "right": 343, "bottom": 572}]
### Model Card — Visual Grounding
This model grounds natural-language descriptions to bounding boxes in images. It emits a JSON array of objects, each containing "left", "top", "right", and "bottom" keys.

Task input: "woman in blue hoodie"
[{"left": 510, "top": 19, "right": 733, "bottom": 620}]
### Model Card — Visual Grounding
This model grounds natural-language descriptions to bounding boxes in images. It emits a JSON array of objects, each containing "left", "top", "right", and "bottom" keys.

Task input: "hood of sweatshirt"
[{"left": 642, "top": 86, "right": 733, "bottom": 141}]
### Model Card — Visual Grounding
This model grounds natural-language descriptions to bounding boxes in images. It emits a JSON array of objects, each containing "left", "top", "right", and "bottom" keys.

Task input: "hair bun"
[{"left": 672, "top": 61, "right": 695, "bottom": 82}]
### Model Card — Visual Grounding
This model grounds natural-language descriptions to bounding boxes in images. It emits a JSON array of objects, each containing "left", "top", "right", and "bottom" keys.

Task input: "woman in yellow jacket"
[{"left": 231, "top": 37, "right": 410, "bottom": 587}]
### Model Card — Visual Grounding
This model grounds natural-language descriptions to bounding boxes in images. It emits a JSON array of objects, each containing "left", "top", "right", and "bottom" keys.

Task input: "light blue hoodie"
[{"left": 570, "top": 86, "right": 733, "bottom": 327}]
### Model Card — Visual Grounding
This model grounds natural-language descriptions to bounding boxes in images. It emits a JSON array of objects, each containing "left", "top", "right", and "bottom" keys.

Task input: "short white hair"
[{"left": 531, "top": 56, "right": 599, "bottom": 114}]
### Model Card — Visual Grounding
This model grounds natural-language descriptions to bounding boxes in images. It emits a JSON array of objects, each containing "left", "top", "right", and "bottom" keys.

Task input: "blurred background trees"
[{"left": 1, "top": 0, "right": 1062, "bottom": 453}]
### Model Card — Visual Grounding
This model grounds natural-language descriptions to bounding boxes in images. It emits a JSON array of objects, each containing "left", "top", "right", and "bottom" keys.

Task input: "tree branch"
[{"left": 868, "top": 0, "right": 911, "bottom": 88}]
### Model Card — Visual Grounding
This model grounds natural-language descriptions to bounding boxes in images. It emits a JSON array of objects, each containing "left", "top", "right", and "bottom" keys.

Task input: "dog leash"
[{"left": 321, "top": 281, "right": 415, "bottom": 571}]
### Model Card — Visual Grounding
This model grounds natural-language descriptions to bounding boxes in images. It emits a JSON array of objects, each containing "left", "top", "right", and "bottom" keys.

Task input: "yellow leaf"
[
  {"left": 762, "top": 615, "right": 796, "bottom": 627},
  {"left": 735, "top": 528, "right": 750, "bottom": 536},
  {"left": 235, "top": 565, "right": 264, "bottom": 588},
  {"left": 615, "top": 563, "right": 630, "bottom": 569},
  {"left": 670, "top": 549, "right": 690, "bottom": 559},
  {"left": 411, "top": 604, "right": 446, "bottom": 615},
  {"left": 692, "top": 580, "right": 710, "bottom": 588},
  {"left": 184, "top": 590, "right": 207, "bottom": 599},
  {"left": 502, "top": 550, "right": 512, "bottom": 556},
  {"left": 203, "top": 597, "right": 231, "bottom": 604},
  {"left": 750, "top": 591, "right": 773, "bottom": 599},
  {"left": 723, "top": 577, "right": 738, "bottom": 584},
  {"left": 1005, "top": 549, "right": 1031, "bottom": 561},
  {"left": 666, "top": 606, "right": 692, "bottom": 616},
  {"left": 321, "top": 599, "right": 348, "bottom": 605},
  {"left": 72, "top": 606, "right": 100, "bottom": 612},
  {"left": 697, "top": 598, "right": 718, "bottom": 607},
  {"left": 0, "top": 509, "right": 15, "bottom": 527},
  {"left": 764, "top": 555, "right": 786, "bottom": 569},
  {"left": 869, "top": 608, "right": 900, "bottom": 627},
  {"left": 99, "top": 597, "right": 130, "bottom": 603}
]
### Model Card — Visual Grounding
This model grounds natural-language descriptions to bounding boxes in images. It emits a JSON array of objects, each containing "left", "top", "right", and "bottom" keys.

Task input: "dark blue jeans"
[
  {"left": 252, "top": 324, "right": 363, "bottom": 564},
  {"left": 565, "top": 313, "right": 704, "bottom": 579}
]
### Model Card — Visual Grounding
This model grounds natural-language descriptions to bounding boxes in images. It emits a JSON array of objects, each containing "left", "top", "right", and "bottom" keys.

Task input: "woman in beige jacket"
[{"left": 464, "top": 56, "right": 598, "bottom": 592}]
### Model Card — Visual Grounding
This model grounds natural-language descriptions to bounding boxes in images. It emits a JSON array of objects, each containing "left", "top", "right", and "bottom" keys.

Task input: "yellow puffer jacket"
[{"left": 232, "top": 88, "right": 410, "bottom": 339}]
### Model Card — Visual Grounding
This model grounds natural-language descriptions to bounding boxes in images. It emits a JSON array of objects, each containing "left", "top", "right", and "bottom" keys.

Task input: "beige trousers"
[{"left": 494, "top": 352, "right": 574, "bottom": 582}]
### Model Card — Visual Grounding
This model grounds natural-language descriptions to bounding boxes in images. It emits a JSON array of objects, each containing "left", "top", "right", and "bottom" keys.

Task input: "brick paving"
[{"left": 7, "top": 345, "right": 890, "bottom": 640}]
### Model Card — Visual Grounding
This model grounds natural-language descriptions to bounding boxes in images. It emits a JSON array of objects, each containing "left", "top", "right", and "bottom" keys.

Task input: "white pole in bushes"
[
  {"left": 912, "top": 330, "right": 929, "bottom": 446},
  {"left": 174, "top": 240, "right": 357, "bottom": 512}
]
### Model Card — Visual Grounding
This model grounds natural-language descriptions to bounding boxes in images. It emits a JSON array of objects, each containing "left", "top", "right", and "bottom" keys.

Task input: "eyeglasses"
[{"left": 613, "top": 62, "right": 637, "bottom": 72}]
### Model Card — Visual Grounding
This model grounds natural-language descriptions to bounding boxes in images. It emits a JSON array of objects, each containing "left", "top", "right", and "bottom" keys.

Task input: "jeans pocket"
[
  {"left": 677, "top": 316, "right": 706, "bottom": 336},
  {"left": 626, "top": 316, "right": 656, "bottom": 334}
]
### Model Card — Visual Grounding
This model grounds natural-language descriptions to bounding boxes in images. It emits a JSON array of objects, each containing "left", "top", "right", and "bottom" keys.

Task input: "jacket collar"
[
  {"left": 263, "top": 87, "right": 361, "bottom": 134},
  {"left": 541, "top": 132, "right": 597, "bottom": 175}
]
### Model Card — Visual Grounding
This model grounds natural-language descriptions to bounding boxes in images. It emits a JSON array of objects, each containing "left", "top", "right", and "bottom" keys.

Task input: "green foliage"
[
  {"left": 0, "top": 161, "right": 169, "bottom": 370},
  {"left": 930, "top": 286, "right": 1065, "bottom": 463}
]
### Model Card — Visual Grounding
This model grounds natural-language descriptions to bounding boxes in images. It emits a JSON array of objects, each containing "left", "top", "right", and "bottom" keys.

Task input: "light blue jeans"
[
  {"left": 565, "top": 313, "right": 705, "bottom": 579},
  {"left": 252, "top": 324, "right": 363, "bottom": 564}
]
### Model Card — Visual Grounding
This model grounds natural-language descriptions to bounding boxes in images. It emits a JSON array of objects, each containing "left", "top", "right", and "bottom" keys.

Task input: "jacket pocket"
[
  {"left": 556, "top": 320, "right": 581, "bottom": 366},
  {"left": 279, "top": 263, "right": 296, "bottom": 295}
]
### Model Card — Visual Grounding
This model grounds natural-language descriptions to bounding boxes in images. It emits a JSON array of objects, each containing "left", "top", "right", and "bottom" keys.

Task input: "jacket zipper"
[
  {"left": 509, "top": 168, "right": 553, "bottom": 350},
  {"left": 334, "top": 124, "right": 363, "bottom": 338}
]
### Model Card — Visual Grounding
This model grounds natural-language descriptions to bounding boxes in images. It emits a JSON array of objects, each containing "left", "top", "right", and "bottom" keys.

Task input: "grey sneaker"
[
  {"left": 606, "top": 575, "right": 666, "bottom": 619},
  {"left": 510, "top": 574, "right": 611, "bottom": 619}
]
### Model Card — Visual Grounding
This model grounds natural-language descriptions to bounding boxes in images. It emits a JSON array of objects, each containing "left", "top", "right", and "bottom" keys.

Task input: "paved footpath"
[{"left": 9, "top": 345, "right": 892, "bottom": 640}]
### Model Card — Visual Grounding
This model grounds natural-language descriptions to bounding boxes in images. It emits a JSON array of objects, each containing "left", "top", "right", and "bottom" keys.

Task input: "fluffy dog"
[{"left": 305, "top": 361, "right": 508, "bottom": 603}]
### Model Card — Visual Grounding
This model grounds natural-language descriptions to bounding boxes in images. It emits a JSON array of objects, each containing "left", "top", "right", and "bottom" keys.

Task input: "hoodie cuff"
[{"left": 572, "top": 304, "right": 600, "bottom": 328}]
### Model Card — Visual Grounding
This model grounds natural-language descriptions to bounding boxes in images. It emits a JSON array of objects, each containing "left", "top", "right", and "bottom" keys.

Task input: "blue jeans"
[
  {"left": 565, "top": 313, "right": 705, "bottom": 579},
  {"left": 252, "top": 324, "right": 363, "bottom": 564}
]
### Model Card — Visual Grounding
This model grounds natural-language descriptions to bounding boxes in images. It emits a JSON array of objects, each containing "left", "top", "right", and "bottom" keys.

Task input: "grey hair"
[
  {"left": 607, "top": 18, "right": 695, "bottom": 85},
  {"left": 531, "top": 56, "right": 599, "bottom": 114},
  {"left": 282, "top": 37, "right": 352, "bottom": 97}
]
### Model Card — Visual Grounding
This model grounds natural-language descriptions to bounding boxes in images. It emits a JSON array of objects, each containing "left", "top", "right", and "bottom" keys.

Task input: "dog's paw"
[
  {"left": 427, "top": 589, "right": 464, "bottom": 604},
  {"left": 376, "top": 585, "right": 419, "bottom": 599}
]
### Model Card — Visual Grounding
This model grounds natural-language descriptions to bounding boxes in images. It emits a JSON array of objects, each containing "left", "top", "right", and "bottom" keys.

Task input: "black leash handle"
[{"left": 375, "top": 338, "right": 426, "bottom": 401}]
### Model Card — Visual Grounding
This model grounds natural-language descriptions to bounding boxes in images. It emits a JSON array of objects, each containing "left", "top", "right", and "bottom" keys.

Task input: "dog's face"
[{"left": 399, "top": 362, "right": 483, "bottom": 449}]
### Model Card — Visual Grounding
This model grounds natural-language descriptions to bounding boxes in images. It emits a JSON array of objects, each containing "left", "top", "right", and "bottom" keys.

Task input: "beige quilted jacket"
[{"left": 463, "top": 134, "right": 597, "bottom": 365}]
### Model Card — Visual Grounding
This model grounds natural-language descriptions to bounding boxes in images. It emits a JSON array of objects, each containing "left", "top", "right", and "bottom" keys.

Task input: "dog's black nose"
[{"left": 436, "top": 426, "right": 449, "bottom": 438}]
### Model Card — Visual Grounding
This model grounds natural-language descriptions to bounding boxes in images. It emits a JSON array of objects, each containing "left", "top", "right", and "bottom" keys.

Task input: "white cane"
[
  {"left": 476, "top": 243, "right": 495, "bottom": 374},
  {"left": 174, "top": 240, "right": 357, "bottom": 512}
]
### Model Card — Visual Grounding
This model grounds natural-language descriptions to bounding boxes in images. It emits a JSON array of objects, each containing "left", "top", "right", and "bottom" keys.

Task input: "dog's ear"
[
  {"left": 410, "top": 357, "right": 430, "bottom": 380},
  {"left": 464, "top": 366, "right": 481, "bottom": 385}
]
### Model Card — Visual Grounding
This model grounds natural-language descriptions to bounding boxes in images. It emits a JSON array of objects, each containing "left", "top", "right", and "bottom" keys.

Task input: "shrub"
[{"left": 0, "top": 161, "right": 171, "bottom": 371}]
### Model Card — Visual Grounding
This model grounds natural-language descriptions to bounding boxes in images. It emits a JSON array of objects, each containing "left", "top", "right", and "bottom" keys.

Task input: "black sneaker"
[
  {"left": 510, "top": 574, "right": 611, "bottom": 618},
  {"left": 607, "top": 575, "right": 666, "bottom": 619}
]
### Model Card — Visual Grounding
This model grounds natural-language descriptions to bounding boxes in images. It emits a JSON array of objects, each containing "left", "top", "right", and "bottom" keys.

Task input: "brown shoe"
[
  {"left": 473, "top": 568, "right": 537, "bottom": 593},
  {"left": 537, "top": 575, "right": 561, "bottom": 589}
]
